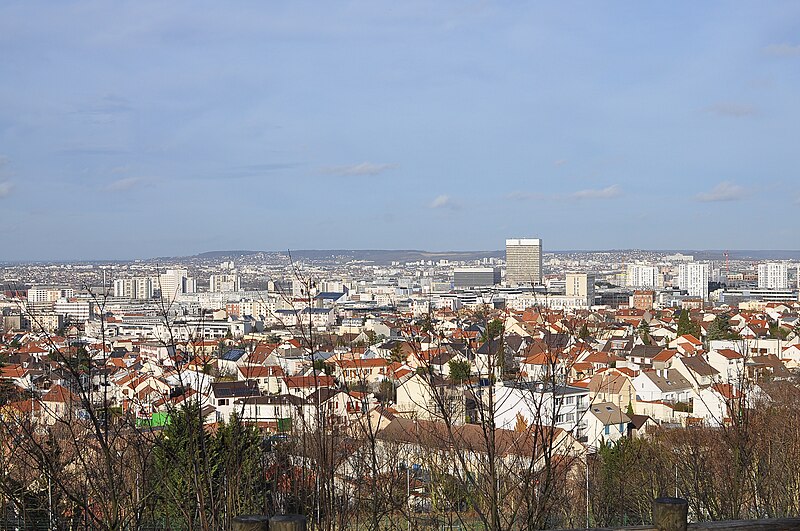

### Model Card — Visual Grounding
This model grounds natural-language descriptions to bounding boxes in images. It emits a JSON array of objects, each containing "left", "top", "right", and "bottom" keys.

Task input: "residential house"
[
  {"left": 209, "top": 380, "right": 261, "bottom": 422},
  {"left": 588, "top": 370, "right": 637, "bottom": 411},
  {"left": 394, "top": 372, "right": 465, "bottom": 424},
  {"left": 585, "top": 402, "right": 630, "bottom": 449}
]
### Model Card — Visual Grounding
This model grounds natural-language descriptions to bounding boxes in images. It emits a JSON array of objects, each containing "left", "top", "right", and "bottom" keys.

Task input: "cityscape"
[
  {"left": 2, "top": 2, "right": 800, "bottom": 530},
  {"left": 2, "top": 240, "right": 800, "bottom": 529}
]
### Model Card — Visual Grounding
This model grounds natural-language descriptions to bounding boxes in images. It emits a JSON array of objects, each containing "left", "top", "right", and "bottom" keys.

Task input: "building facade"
[
  {"left": 626, "top": 264, "right": 659, "bottom": 288},
  {"left": 678, "top": 263, "right": 710, "bottom": 300},
  {"left": 453, "top": 267, "right": 501, "bottom": 288},
  {"left": 758, "top": 262, "right": 788, "bottom": 290},
  {"left": 210, "top": 274, "right": 241, "bottom": 293},
  {"left": 505, "top": 238, "right": 542, "bottom": 286}
]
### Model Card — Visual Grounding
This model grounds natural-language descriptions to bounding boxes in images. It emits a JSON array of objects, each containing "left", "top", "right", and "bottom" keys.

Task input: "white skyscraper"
[
  {"left": 757, "top": 262, "right": 788, "bottom": 290},
  {"left": 678, "top": 263, "right": 710, "bottom": 300},
  {"left": 158, "top": 269, "right": 196, "bottom": 303},
  {"left": 505, "top": 238, "right": 542, "bottom": 286},
  {"left": 626, "top": 264, "right": 659, "bottom": 288}
]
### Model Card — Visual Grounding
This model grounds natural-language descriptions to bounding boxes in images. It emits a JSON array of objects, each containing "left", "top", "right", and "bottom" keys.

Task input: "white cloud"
[
  {"left": 763, "top": 43, "right": 800, "bottom": 57},
  {"left": 695, "top": 181, "right": 747, "bottom": 202},
  {"left": 570, "top": 184, "right": 621, "bottom": 200},
  {"left": 429, "top": 194, "right": 460, "bottom": 210},
  {"left": 554, "top": 159, "right": 567, "bottom": 167},
  {"left": 0, "top": 181, "right": 13, "bottom": 198},
  {"left": 703, "top": 102, "right": 755, "bottom": 117},
  {"left": 324, "top": 162, "right": 397, "bottom": 177},
  {"left": 105, "top": 176, "right": 147, "bottom": 192}
]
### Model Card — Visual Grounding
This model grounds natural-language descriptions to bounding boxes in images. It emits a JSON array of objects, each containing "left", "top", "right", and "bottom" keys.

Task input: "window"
[{"left": 604, "top": 425, "right": 610, "bottom": 435}]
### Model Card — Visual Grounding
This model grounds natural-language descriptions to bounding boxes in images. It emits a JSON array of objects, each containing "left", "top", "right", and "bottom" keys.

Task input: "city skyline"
[{"left": 1, "top": 2, "right": 799, "bottom": 260}]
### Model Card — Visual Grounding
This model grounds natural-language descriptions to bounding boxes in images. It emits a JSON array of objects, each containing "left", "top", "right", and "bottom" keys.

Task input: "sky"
[{"left": 1, "top": 1, "right": 799, "bottom": 261}]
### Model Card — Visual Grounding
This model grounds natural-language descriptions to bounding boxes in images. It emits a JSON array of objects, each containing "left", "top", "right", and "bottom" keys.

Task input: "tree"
[
  {"left": 376, "top": 379, "right": 396, "bottom": 404},
  {"left": 364, "top": 329, "right": 377, "bottom": 345},
  {"left": 578, "top": 322, "right": 592, "bottom": 340},
  {"left": 677, "top": 309, "right": 700, "bottom": 338},
  {"left": 483, "top": 318, "right": 504, "bottom": 341},
  {"left": 388, "top": 343, "right": 406, "bottom": 363},
  {"left": 707, "top": 314, "right": 737, "bottom": 341},
  {"left": 768, "top": 320, "right": 789, "bottom": 341},
  {"left": 448, "top": 359, "right": 471, "bottom": 382},
  {"left": 312, "top": 359, "right": 333, "bottom": 375},
  {"left": 637, "top": 320, "right": 651, "bottom": 344}
]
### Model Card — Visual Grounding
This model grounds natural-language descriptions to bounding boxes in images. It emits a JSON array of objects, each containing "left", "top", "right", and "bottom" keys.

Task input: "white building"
[
  {"left": 113, "top": 277, "right": 154, "bottom": 299},
  {"left": 626, "top": 264, "right": 659, "bottom": 288},
  {"left": 566, "top": 272, "right": 595, "bottom": 306},
  {"left": 678, "top": 263, "right": 710, "bottom": 300},
  {"left": 158, "top": 269, "right": 196, "bottom": 304},
  {"left": 494, "top": 382, "right": 589, "bottom": 441},
  {"left": 757, "top": 262, "right": 788, "bottom": 290},
  {"left": 27, "top": 288, "right": 74, "bottom": 304},
  {"left": 53, "top": 298, "right": 92, "bottom": 323},
  {"left": 505, "top": 238, "right": 542, "bottom": 286},
  {"left": 210, "top": 274, "right": 241, "bottom": 293}
]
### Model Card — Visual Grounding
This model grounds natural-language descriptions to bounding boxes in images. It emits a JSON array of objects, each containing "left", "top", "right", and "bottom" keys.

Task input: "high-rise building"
[
  {"left": 453, "top": 267, "right": 501, "bottom": 288},
  {"left": 210, "top": 274, "right": 241, "bottom": 293},
  {"left": 565, "top": 272, "right": 595, "bottom": 306},
  {"left": 158, "top": 269, "right": 196, "bottom": 303},
  {"left": 505, "top": 238, "right": 542, "bottom": 286},
  {"left": 678, "top": 263, "right": 710, "bottom": 300},
  {"left": 113, "top": 277, "right": 154, "bottom": 299},
  {"left": 626, "top": 264, "right": 659, "bottom": 288},
  {"left": 757, "top": 262, "right": 788, "bottom": 290}
]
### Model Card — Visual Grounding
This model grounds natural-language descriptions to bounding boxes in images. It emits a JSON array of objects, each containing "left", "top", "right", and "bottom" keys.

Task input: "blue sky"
[{"left": 1, "top": 1, "right": 799, "bottom": 260}]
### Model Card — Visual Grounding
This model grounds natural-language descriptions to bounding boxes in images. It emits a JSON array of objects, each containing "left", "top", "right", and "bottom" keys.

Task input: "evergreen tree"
[
  {"left": 153, "top": 405, "right": 268, "bottom": 528},
  {"left": 637, "top": 320, "right": 651, "bottom": 344},
  {"left": 448, "top": 359, "right": 471, "bottom": 382},
  {"left": 676, "top": 309, "right": 700, "bottom": 337},
  {"left": 707, "top": 314, "right": 737, "bottom": 341}
]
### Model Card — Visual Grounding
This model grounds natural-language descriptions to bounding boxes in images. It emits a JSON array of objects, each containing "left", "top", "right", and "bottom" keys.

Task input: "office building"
[
  {"left": 505, "top": 238, "right": 542, "bottom": 286},
  {"left": 453, "top": 267, "right": 501, "bottom": 289},
  {"left": 758, "top": 263, "right": 788, "bottom": 290},
  {"left": 678, "top": 263, "right": 710, "bottom": 300}
]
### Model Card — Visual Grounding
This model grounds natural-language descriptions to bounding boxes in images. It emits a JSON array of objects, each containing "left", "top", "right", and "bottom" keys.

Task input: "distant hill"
[{"left": 195, "top": 250, "right": 265, "bottom": 259}]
